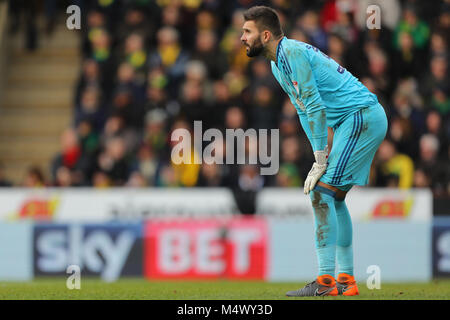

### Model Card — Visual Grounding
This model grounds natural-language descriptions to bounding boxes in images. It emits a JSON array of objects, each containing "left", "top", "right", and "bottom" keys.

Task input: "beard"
[{"left": 246, "top": 37, "right": 264, "bottom": 57}]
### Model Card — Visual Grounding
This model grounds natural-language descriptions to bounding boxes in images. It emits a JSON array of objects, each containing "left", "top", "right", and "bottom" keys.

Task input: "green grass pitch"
[{"left": 0, "top": 278, "right": 449, "bottom": 300}]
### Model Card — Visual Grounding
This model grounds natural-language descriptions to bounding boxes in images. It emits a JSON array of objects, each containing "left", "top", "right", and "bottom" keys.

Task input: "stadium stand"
[{"left": 0, "top": 0, "right": 448, "bottom": 201}]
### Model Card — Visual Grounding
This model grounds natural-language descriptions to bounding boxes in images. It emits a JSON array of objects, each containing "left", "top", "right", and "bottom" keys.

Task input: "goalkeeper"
[{"left": 241, "top": 6, "right": 387, "bottom": 296}]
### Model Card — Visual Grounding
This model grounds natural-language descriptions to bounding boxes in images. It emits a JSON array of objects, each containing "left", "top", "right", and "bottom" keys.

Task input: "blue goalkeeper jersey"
[{"left": 271, "top": 37, "right": 379, "bottom": 151}]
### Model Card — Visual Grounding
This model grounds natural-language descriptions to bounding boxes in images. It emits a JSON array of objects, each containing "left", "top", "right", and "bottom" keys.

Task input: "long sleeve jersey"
[{"left": 271, "top": 37, "right": 379, "bottom": 151}]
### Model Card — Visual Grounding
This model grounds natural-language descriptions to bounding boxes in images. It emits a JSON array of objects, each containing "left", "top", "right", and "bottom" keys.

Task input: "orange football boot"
[{"left": 336, "top": 273, "right": 359, "bottom": 296}]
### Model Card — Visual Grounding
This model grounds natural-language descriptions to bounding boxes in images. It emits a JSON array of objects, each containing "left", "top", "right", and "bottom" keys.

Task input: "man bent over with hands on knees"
[{"left": 241, "top": 6, "right": 387, "bottom": 297}]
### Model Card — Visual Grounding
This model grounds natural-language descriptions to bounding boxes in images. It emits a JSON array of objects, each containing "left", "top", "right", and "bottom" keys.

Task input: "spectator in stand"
[
  {"left": 296, "top": 10, "right": 328, "bottom": 52},
  {"left": 276, "top": 163, "right": 302, "bottom": 187},
  {"left": 329, "top": 3, "right": 359, "bottom": 45},
  {"left": 391, "top": 78, "right": 425, "bottom": 138},
  {"left": 178, "top": 77, "right": 209, "bottom": 127},
  {"left": 220, "top": 106, "right": 248, "bottom": 187},
  {"left": 392, "top": 31, "right": 422, "bottom": 81},
  {"left": 421, "top": 55, "right": 449, "bottom": 115},
  {"left": 436, "top": 2, "right": 450, "bottom": 30},
  {"left": 197, "top": 162, "right": 225, "bottom": 187},
  {"left": 279, "top": 98, "right": 301, "bottom": 139},
  {"left": 413, "top": 167, "right": 432, "bottom": 188},
  {"left": 116, "top": 4, "right": 156, "bottom": 48},
  {"left": 196, "top": 9, "right": 220, "bottom": 33},
  {"left": 231, "top": 164, "right": 265, "bottom": 214},
  {"left": 87, "top": 27, "right": 117, "bottom": 87},
  {"left": 361, "top": 76, "right": 388, "bottom": 108},
  {"left": 191, "top": 29, "right": 229, "bottom": 80},
  {"left": 248, "top": 56, "right": 279, "bottom": 91},
  {"left": 76, "top": 119, "right": 99, "bottom": 163},
  {"left": 130, "top": 144, "right": 158, "bottom": 187},
  {"left": 417, "top": 134, "right": 448, "bottom": 195},
  {"left": 424, "top": 110, "right": 448, "bottom": 158},
  {"left": 75, "top": 59, "right": 103, "bottom": 107},
  {"left": 394, "top": 5, "right": 430, "bottom": 51},
  {"left": 51, "top": 128, "right": 86, "bottom": 186},
  {"left": 374, "top": 139, "right": 414, "bottom": 189},
  {"left": 428, "top": 30, "right": 448, "bottom": 58},
  {"left": 92, "top": 171, "right": 111, "bottom": 188},
  {"left": 221, "top": 8, "right": 245, "bottom": 53},
  {"left": 54, "top": 166, "right": 73, "bottom": 187},
  {"left": 184, "top": 60, "right": 213, "bottom": 98},
  {"left": 81, "top": 9, "right": 106, "bottom": 55},
  {"left": 387, "top": 116, "right": 417, "bottom": 159},
  {"left": 125, "top": 171, "right": 148, "bottom": 187},
  {"left": 110, "top": 62, "right": 146, "bottom": 128},
  {"left": 23, "top": 166, "right": 46, "bottom": 188},
  {"left": 144, "top": 67, "right": 182, "bottom": 123},
  {"left": 326, "top": 32, "right": 347, "bottom": 67},
  {"left": 249, "top": 84, "right": 279, "bottom": 130},
  {"left": 75, "top": 85, "right": 107, "bottom": 132},
  {"left": 155, "top": 164, "right": 178, "bottom": 187},
  {"left": 220, "top": 10, "right": 250, "bottom": 72},
  {"left": 142, "top": 109, "right": 169, "bottom": 159},
  {"left": 160, "top": 119, "right": 201, "bottom": 188},
  {"left": 209, "top": 80, "right": 234, "bottom": 130},
  {"left": 225, "top": 106, "right": 247, "bottom": 130},
  {"left": 148, "top": 26, "right": 190, "bottom": 96},
  {"left": 116, "top": 61, "right": 145, "bottom": 98},
  {"left": 95, "top": 136, "right": 130, "bottom": 186},
  {"left": 120, "top": 33, "right": 148, "bottom": 87},
  {"left": 365, "top": 45, "right": 394, "bottom": 103},
  {"left": 351, "top": 30, "right": 395, "bottom": 81},
  {"left": 288, "top": 27, "right": 310, "bottom": 43},
  {"left": 100, "top": 113, "right": 139, "bottom": 159},
  {"left": 108, "top": 87, "right": 135, "bottom": 128},
  {"left": 280, "top": 135, "right": 312, "bottom": 183},
  {"left": 223, "top": 65, "right": 249, "bottom": 100},
  {"left": 158, "top": 3, "right": 184, "bottom": 44}
]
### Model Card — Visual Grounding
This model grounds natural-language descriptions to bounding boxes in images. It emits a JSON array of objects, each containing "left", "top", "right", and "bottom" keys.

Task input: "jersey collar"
[{"left": 275, "top": 36, "right": 286, "bottom": 68}]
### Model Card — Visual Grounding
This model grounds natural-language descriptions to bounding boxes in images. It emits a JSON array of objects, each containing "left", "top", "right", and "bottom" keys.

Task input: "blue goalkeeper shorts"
[{"left": 320, "top": 103, "right": 388, "bottom": 191}]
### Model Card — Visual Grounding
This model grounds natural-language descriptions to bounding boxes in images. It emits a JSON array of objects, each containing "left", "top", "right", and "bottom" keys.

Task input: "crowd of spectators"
[{"left": 10, "top": 0, "right": 450, "bottom": 200}]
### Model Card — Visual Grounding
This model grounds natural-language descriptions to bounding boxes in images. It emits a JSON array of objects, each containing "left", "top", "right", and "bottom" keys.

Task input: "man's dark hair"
[{"left": 243, "top": 6, "right": 284, "bottom": 39}]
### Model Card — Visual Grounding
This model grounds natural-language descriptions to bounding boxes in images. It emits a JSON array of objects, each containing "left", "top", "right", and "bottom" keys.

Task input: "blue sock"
[
  {"left": 309, "top": 189, "right": 337, "bottom": 278},
  {"left": 335, "top": 199, "right": 354, "bottom": 276}
]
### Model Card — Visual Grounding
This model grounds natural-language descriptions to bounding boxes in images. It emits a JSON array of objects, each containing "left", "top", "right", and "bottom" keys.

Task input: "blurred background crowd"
[{"left": 2, "top": 0, "right": 449, "bottom": 203}]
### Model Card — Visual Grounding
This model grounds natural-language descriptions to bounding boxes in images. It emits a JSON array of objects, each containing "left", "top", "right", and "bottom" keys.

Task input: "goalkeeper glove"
[{"left": 304, "top": 146, "right": 328, "bottom": 195}]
